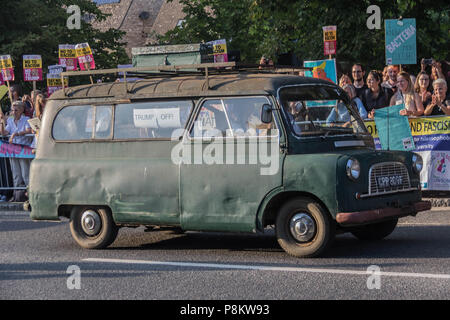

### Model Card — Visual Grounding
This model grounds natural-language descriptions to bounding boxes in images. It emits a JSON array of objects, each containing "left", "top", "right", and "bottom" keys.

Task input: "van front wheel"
[
  {"left": 276, "top": 198, "right": 334, "bottom": 258},
  {"left": 70, "top": 207, "right": 118, "bottom": 249}
]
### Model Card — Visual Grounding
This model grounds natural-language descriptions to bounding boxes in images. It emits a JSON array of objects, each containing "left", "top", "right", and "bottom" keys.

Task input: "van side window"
[
  {"left": 114, "top": 101, "right": 192, "bottom": 139},
  {"left": 191, "top": 97, "right": 278, "bottom": 138},
  {"left": 53, "top": 105, "right": 113, "bottom": 141},
  {"left": 191, "top": 99, "right": 231, "bottom": 137}
]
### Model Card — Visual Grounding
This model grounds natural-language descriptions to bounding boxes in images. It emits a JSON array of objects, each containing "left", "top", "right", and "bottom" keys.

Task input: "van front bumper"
[{"left": 336, "top": 201, "right": 431, "bottom": 226}]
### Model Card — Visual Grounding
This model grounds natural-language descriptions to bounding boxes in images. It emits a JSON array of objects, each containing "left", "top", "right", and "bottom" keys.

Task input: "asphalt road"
[{"left": 1, "top": 208, "right": 449, "bottom": 302}]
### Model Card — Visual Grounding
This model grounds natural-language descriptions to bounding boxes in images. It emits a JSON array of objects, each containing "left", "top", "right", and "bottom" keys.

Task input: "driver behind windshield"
[{"left": 326, "top": 84, "right": 368, "bottom": 127}]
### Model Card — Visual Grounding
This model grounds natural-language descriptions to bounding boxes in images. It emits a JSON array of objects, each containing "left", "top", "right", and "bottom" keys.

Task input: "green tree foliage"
[
  {"left": 158, "top": 0, "right": 449, "bottom": 73},
  {"left": 0, "top": 0, "right": 129, "bottom": 92}
]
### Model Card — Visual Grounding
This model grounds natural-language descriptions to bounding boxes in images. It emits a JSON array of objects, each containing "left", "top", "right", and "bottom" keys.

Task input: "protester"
[
  {"left": 9, "top": 85, "right": 22, "bottom": 102},
  {"left": 390, "top": 71, "right": 424, "bottom": 117},
  {"left": 259, "top": 56, "right": 274, "bottom": 67},
  {"left": 382, "top": 66, "right": 389, "bottom": 82},
  {"left": 0, "top": 101, "right": 33, "bottom": 201},
  {"left": 361, "top": 70, "right": 390, "bottom": 119},
  {"left": 351, "top": 63, "right": 367, "bottom": 99},
  {"left": 339, "top": 74, "right": 352, "bottom": 87},
  {"left": 30, "top": 93, "right": 47, "bottom": 151},
  {"left": 22, "top": 95, "right": 34, "bottom": 118},
  {"left": 414, "top": 71, "right": 433, "bottom": 108},
  {"left": 423, "top": 79, "right": 450, "bottom": 116},
  {"left": 381, "top": 65, "right": 399, "bottom": 94}
]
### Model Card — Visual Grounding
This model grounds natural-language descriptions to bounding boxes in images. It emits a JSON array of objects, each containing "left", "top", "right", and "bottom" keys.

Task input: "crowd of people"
[
  {"left": 336, "top": 59, "right": 450, "bottom": 121},
  {"left": 0, "top": 58, "right": 450, "bottom": 202},
  {"left": 0, "top": 85, "right": 47, "bottom": 202}
]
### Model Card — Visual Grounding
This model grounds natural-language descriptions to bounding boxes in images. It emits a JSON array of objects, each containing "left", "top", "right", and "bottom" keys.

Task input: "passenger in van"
[
  {"left": 327, "top": 84, "right": 367, "bottom": 126},
  {"left": 284, "top": 101, "right": 306, "bottom": 135}
]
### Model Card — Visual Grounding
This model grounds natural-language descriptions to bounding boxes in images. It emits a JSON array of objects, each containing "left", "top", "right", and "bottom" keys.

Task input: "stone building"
[{"left": 91, "top": 0, "right": 185, "bottom": 57}]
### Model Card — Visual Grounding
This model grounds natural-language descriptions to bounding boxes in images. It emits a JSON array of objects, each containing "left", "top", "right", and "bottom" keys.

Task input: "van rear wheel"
[
  {"left": 70, "top": 207, "right": 118, "bottom": 249},
  {"left": 276, "top": 198, "right": 334, "bottom": 258}
]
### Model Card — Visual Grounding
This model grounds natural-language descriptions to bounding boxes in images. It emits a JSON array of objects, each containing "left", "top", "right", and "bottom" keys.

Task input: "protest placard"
[
  {"left": 47, "top": 73, "right": 68, "bottom": 97},
  {"left": 374, "top": 103, "right": 415, "bottom": 151},
  {"left": 322, "top": 26, "right": 337, "bottom": 56},
  {"left": 303, "top": 59, "right": 337, "bottom": 107},
  {"left": 23, "top": 55, "right": 43, "bottom": 81},
  {"left": 75, "top": 43, "right": 95, "bottom": 71},
  {"left": 0, "top": 55, "right": 15, "bottom": 81},
  {"left": 59, "top": 45, "right": 78, "bottom": 71},
  {"left": 385, "top": 18, "right": 416, "bottom": 65},
  {"left": 206, "top": 39, "right": 228, "bottom": 63}
]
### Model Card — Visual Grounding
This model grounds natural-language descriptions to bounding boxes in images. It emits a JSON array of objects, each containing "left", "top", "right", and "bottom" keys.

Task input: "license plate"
[{"left": 377, "top": 175, "right": 403, "bottom": 188}]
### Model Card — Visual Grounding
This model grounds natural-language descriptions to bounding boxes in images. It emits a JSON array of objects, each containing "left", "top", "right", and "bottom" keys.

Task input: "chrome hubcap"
[
  {"left": 81, "top": 210, "right": 102, "bottom": 236},
  {"left": 289, "top": 213, "right": 316, "bottom": 242}
]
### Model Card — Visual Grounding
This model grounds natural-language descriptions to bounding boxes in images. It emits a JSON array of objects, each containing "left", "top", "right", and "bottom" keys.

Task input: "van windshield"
[{"left": 279, "top": 85, "right": 368, "bottom": 137}]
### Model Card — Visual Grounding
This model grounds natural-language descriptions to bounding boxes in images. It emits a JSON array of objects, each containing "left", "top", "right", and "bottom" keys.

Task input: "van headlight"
[
  {"left": 412, "top": 154, "right": 423, "bottom": 173},
  {"left": 346, "top": 158, "right": 360, "bottom": 180}
]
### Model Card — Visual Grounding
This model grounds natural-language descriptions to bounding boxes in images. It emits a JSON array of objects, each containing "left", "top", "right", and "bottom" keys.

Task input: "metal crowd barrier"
[{"left": 0, "top": 134, "right": 34, "bottom": 194}]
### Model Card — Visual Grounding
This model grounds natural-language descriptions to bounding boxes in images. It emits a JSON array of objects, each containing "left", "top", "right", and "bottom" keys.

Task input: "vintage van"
[{"left": 28, "top": 63, "right": 431, "bottom": 257}]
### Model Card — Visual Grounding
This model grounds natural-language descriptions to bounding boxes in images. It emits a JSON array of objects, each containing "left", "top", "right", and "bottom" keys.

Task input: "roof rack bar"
[
  {"left": 60, "top": 62, "right": 236, "bottom": 78},
  {"left": 60, "top": 62, "right": 237, "bottom": 96}
]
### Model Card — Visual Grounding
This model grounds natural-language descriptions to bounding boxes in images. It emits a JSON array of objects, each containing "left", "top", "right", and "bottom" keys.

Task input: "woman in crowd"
[
  {"left": 30, "top": 93, "right": 47, "bottom": 152},
  {"left": 361, "top": 70, "right": 390, "bottom": 119},
  {"left": 390, "top": 71, "right": 424, "bottom": 116},
  {"left": 339, "top": 74, "right": 352, "bottom": 88},
  {"left": 21, "top": 95, "right": 34, "bottom": 118},
  {"left": 0, "top": 101, "right": 32, "bottom": 201},
  {"left": 423, "top": 78, "right": 450, "bottom": 116},
  {"left": 414, "top": 71, "right": 433, "bottom": 108}
]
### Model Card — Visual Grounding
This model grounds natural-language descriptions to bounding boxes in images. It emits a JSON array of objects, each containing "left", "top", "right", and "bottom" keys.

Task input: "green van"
[{"left": 28, "top": 64, "right": 431, "bottom": 257}]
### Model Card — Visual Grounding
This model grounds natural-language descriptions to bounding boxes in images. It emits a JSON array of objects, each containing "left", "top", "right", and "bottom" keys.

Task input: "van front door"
[{"left": 179, "top": 97, "right": 283, "bottom": 232}]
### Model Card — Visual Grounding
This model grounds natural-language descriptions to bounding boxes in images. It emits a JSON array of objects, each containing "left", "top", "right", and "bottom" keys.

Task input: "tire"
[
  {"left": 350, "top": 218, "right": 398, "bottom": 241},
  {"left": 69, "top": 207, "right": 119, "bottom": 249},
  {"left": 276, "top": 198, "right": 335, "bottom": 258}
]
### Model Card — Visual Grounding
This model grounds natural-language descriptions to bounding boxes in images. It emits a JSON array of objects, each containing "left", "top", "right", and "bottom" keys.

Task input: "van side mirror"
[{"left": 261, "top": 104, "right": 273, "bottom": 124}]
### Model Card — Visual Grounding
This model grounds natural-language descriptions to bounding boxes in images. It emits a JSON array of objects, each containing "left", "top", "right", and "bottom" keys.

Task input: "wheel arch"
[{"left": 257, "top": 190, "right": 332, "bottom": 232}]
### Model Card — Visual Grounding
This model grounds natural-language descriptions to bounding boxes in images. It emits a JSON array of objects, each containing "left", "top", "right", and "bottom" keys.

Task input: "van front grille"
[{"left": 368, "top": 162, "right": 411, "bottom": 196}]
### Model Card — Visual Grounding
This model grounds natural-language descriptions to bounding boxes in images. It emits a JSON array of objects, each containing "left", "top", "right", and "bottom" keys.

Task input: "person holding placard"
[{"left": 390, "top": 71, "right": 424, "bottom": 117}]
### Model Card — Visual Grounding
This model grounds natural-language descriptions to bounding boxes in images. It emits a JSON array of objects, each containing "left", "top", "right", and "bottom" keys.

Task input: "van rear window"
[{"left": 52, "top": 105, "right": 112, "bottom": 140}]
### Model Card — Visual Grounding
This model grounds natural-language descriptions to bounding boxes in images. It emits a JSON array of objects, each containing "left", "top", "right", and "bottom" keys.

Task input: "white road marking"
[{"left": 83, "top": 258, "right": 450, "bottom": 280}]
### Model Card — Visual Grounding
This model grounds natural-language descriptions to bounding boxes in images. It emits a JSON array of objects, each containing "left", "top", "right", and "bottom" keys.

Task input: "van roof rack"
[{"left": 60, "top": 62, "right": 311, "bottom": 96}]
